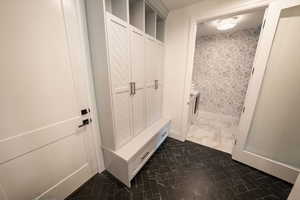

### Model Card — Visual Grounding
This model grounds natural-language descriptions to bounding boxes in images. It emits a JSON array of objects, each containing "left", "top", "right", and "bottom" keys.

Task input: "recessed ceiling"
[
  {"left": 197, "top": 10, "right": 265, "bottom": 38},
  {"left": 161, "top": 0, "right": 204, "bottom": 10}
]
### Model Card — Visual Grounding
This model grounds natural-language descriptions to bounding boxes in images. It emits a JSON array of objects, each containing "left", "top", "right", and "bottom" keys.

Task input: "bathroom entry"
[{"left": 187, "top": 10, "right": 265, "bottom": 154}]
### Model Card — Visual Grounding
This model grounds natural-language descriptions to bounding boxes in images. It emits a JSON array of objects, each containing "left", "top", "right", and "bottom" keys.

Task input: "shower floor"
[{"left": 187, "top": 111, "right": 239, "bottom": 154}]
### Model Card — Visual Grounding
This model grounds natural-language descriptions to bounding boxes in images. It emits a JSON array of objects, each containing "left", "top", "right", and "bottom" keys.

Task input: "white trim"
[
  {"left": 168, "top": 130, "right": 185, "bottom": 142},
  {"left": 180, "top": 0, "right": 300, "bottom": 184},
  {"left": 233, "top": 0, "right": 300, "bottom": 184},
  {"left": 35, "top": 164, "right": 93, "bottom": 200},
  {"left": 181, "top": 0, "right": 270, "bottom": 141},
  {"left": 76, "top": 0, "right": 105, "bottom": 173}
]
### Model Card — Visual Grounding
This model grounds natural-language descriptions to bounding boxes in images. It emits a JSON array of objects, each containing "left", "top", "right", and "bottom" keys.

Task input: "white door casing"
[
  {"left": 0, "top": 0, "right": 98, "bottom": 199},
  {"left": 233, "top": 0, "right": 300, "bottom": 184},
  {"left": 107, "top": 15, "right": 133, "bottom": 149}
]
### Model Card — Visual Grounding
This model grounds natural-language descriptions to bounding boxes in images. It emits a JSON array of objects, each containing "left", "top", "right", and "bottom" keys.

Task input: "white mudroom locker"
[{"left": 85, "top": 0, "right": 170, "bottom": 187}]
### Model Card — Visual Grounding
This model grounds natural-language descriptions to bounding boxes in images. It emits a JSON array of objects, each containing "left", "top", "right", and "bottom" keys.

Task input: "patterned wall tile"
[{"left": 193, "top": 27, "right": 261, "bottom": 117}]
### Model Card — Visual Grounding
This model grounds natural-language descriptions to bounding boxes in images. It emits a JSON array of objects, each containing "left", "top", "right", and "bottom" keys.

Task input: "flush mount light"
[{"left": 215, "top": 17, "right": 239, "bottom": 31}]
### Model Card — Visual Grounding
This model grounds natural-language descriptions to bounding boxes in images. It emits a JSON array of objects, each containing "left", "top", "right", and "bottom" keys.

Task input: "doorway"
[{"left": 187, "top": 10, "right": 265, "bottom": 154}]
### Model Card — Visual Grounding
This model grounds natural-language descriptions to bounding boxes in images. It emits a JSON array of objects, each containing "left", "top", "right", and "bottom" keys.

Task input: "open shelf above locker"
[
  {"left": 145, "top": 4, "right": 156, "bottom": 37},
  {"left": 129, "top": 0, "right": 145, "bottom": 31},
  {"left": 156, "top": 15, "right": 165, "bottom": 42},
  {"left": 105, "top": 0, "right": 128, "bottom": 22}
]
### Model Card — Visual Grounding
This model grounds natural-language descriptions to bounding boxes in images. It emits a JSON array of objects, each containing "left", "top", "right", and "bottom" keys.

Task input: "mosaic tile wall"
[{"left": 192, "top": 27, "right": 261, "bottom": 118}]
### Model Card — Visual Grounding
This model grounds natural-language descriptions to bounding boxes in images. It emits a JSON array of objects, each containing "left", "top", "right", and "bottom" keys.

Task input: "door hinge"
[
  {"left": 252, "top": 67, "right": 255, "bottom": 75},
  {"left": 242, "top": 106, "right": 245, "bottom": 113},
  {"left": 81, "top": 108, "right": 90, "bottom": 116}
]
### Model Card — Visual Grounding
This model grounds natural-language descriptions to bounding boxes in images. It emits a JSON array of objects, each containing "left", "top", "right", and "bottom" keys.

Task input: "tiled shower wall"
[{"left": 192, "top": 27, "right": 261, "bottom": 118}]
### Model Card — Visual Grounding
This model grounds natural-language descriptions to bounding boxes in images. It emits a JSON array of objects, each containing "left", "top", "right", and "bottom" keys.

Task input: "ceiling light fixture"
[{"left": 215, "top": 17, "right": 239, "bottom": 31}]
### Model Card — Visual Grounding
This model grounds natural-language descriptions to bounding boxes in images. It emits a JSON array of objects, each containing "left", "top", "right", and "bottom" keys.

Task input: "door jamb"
[
  {"left": 181, "top": 0, "right": 270, "bottom": 141},
  {"left": 75, "top": 0, "right": 105, "bottom": 173}
]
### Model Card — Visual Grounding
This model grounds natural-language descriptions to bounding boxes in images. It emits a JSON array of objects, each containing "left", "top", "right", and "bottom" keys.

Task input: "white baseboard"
[
  {"left": 168, "top": 130, "right": 186, "bottom": 142},
  {"left": 36, "top": 164, "right": 95, "bottom": 200}
]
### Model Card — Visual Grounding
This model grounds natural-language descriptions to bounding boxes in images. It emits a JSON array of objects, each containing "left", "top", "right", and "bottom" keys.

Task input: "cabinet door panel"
[
  {"left": 146, "top": 86, "right": 162, "bottom": 126},
  {"left": 153, "top": 86, "right": 162, "bottom": 122},
  {"left": 108, "top": 19, "right": 130, "bottom": 93},
  {"left": 113, "top": 92, "right": 132, "bottom": 148},
  {"left": 131, "top": 30, "right": 146, "bottom": 136},
  {"left": 131, "top": 31, "right": 145, "bottom": 89},
  {"left": 146, "top": 86, "right": 155, "bottom": 126},
  {"left": 156, "top": 43, "right": 164, "bottom": 83},
  {"left": 107, "top": 18, "right": 132, "bottom": 148},
  {"left": 145, "top": 38, "right": 156, "bottom": 86},
  {"left": 133, "top": 88, "right": 146, "bottom": 136}
]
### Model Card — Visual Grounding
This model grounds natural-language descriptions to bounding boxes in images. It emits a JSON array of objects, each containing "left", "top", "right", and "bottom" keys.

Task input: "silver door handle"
[
  {"left": 133, "top": 82, "right": 136, "bottom": 95},
  {"left": 130, "top": 82, "right": 134, "bottom": 96},
  {"left": 154, "top": 80, "right": 158, "bottom": 90}
]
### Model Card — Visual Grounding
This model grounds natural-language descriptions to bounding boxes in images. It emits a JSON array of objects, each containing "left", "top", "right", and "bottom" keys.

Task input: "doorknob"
[{"left": 78, "top": 118, "right": 92, "bottom": 128}]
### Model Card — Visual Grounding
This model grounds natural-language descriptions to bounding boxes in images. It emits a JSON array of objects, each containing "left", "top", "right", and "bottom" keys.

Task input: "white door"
[
  {"left": 233, "top": 0, "right": 300, "bottom": 184},
  {"left": 107, "top": 15, "right": 133, "bottom": 148},
  {"left": 0, "top": 0, "right": 97, "bottom": 199},
  {"left": 130, "top": 30, "right": 146, "bottom": 136}
]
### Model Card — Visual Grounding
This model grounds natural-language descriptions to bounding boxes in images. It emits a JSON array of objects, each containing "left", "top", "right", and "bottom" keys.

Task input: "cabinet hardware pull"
[
  {"left": 141, "top": 152, "right": 150, "bottom": 160},
  {"left": 130, "top": 82, "right": 134, "bottom": 96},
  {"left": 154, "top": 80, "right": 158, "bottom": 90},
  {"left": 133, "top": 82, "right": 136, "bottom": 95},
  {"left": 161, "top": 132, "right": 167, "bottom": 138}
]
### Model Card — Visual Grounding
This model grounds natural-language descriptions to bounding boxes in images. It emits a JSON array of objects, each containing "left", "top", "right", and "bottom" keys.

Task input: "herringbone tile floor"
[{"left": 66, "top": 138, "right": 292, "bottom": 200}]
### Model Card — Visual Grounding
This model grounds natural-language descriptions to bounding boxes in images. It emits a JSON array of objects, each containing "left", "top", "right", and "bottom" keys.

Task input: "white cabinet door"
[
  {"left": 145, "top": 39, "right": 163, "bottom": 126},
  {"left": 146, "top": 86, "right": 162, "bottom": 126},
  {"left": 145, "top": 38, "right": 156, "bottom": 87},
  {"left": 0, "top": 1, "right": 96, "bottom": 199},
  {"left": 155, "top": 43, "right": 164, "bottom": 84},
  {"left": 107, "top": 17, "right": 132, "bottom": 148},
  {"left": 130, "top": 30, "right": 146, "bottom": 136},
  {"left": 132, "top": 88, "right": 146, "bottom": 136}
]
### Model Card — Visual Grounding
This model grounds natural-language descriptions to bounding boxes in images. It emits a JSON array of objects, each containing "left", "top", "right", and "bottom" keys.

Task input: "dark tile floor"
[{"left": 66, "top": 138, "right": 292, "bottom": 200}]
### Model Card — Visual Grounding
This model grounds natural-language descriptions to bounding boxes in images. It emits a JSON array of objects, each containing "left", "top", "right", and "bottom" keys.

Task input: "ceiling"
[
  {"left": 196, "top": 10, "right": 265, "bottom": 38},
  {"left": 161, "top": 0, "right": 204, "bottom": 10}
]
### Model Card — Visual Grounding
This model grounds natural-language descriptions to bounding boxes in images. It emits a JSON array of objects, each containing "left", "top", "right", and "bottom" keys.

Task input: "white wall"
[{"left": 162, "top": 0, "right": 271, "bottom": 140}]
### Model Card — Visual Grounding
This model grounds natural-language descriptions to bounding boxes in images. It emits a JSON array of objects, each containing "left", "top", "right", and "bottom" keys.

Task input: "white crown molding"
[{"left": 145, "top": 0, "right": 169, "bottom": 18}]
